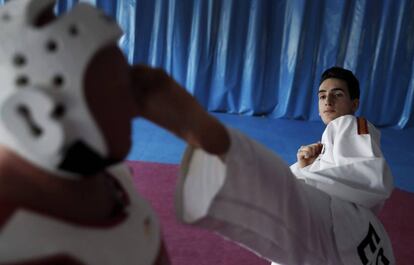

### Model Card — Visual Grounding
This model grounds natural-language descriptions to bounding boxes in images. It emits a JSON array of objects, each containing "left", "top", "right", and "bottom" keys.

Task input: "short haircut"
[{"left": 320, "top": 67, "right": 360, "bottom": 100}]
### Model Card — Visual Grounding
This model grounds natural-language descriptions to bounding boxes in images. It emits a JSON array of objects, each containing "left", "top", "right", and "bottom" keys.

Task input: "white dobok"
[{"left": 176, "top": 115, "right": 395, "bottom": 265}]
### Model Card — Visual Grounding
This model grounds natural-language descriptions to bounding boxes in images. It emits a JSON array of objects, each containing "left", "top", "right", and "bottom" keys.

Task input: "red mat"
[
  {"left": 379, "top": 188, "right": 414, "bottom": 265},
  {"left": 128, "top": 161, "right": 414, "bottom": 265}
]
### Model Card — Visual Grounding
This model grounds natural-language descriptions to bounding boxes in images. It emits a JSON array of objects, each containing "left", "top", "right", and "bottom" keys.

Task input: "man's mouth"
[{"left": 324, "top": 109, "right": 336, "bottom": 114}]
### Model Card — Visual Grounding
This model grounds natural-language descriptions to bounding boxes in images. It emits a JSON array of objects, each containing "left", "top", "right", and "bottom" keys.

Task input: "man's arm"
[
  {"left": 296, "top": 142, "right": 323, "bottom": 168},
  {"left": 294, "top": 116, "right": 394, "bottom": 209}
]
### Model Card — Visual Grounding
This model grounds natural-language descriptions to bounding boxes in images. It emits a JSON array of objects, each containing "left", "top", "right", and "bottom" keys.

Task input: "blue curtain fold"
[{"left": 2, "top": 0, "right": 413, "bottom": 128}]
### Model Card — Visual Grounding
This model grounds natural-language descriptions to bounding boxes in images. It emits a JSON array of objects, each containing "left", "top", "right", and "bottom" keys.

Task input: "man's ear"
[{"left": 352, "top": 98, "right": 360, "bottom": 113}]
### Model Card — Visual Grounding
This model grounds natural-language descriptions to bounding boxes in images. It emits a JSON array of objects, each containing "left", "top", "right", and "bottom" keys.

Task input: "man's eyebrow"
[
  {"left": 317, "top": 88, "right": 345, "bottom": 94},
  {"left": 318, "top": 89, "right": 326, "bottom": 94}
]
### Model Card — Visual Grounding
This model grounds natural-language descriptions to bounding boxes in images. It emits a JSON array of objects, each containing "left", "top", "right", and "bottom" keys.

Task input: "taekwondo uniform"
[{"left": 176, "top": 115, "right": 395, "bottom": 265}]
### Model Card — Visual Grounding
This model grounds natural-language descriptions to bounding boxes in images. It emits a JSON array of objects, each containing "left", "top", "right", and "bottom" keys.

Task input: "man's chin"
[{"left": 321, "top": 114, "right": 339, "bottom": 125}]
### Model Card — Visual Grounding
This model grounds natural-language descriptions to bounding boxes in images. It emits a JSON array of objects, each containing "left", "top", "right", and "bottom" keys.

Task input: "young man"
[{"left": 175, "top": 67, "right": 395, "bottom": 264}]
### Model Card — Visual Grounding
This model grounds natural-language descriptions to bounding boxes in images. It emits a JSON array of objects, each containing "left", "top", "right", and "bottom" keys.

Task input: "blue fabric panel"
[
  {"left": 117, "top": 0, "right": 414, "bottom": 128},
  {"left": 2, "top": 0, "right": 413, "bottom": 128}
]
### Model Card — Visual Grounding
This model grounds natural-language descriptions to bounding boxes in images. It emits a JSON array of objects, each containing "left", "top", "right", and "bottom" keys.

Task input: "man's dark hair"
[{"left": 320, "top": 67, "right": 360, "bottom": 100}]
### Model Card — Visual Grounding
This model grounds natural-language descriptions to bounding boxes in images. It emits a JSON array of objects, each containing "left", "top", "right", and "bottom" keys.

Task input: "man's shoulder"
[
  {"left": 325, "top": 115, "right": 378, "bottom": 138},
  {"left": 329, "top": 114, "right": 356, "bottom": 126},
  {"left": 325, "top": 115, "right": 356, "bottom": 134}
]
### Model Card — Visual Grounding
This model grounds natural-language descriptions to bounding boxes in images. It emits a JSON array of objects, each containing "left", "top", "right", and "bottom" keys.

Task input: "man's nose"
[{"left": 325, "top": 94, "right": 335, "bottom": 105}]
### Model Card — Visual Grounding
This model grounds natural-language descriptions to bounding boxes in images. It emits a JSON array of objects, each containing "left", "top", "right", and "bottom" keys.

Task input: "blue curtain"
[{"left": 2, "top": 0, "right": 413, "bottom": 128}]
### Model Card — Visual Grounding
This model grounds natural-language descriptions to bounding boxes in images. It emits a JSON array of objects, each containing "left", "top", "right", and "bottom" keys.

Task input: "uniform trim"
[{"left": 357, "top": 117, "right": 369, "bottom": 135}]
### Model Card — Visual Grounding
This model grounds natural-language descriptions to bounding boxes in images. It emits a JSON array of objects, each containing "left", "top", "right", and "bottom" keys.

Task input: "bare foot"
[{"left": 130, "top": 65, "right": 230, "bottom": 155}]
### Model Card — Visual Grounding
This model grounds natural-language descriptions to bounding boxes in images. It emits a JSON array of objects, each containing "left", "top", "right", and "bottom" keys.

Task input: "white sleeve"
[{"left": 294, "top": 115, "right": 394, "bottom": 211}]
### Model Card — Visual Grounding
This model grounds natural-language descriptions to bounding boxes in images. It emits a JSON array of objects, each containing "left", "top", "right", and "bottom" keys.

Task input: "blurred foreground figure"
[{"left": 0, "top": 0, "right": 170, "bottom": 264}]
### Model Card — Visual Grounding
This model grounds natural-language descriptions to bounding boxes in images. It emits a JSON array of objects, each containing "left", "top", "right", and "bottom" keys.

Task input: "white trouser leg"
[{"left": 176, "top": 129, "right": 343, "bottom": 265}]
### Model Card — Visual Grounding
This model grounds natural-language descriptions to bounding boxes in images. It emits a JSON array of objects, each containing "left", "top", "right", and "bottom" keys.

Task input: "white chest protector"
[
  {"left": 0, "top": 0, "right": 122, "bottom": 178},
  {"left": 0, "top": 163, "right": 161, "bottom": 265}
]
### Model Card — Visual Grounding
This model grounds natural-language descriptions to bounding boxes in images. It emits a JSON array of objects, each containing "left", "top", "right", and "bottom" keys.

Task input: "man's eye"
[
  {"left": 334, "top": 92, "right": 344, "bottom": 98},
  {"left": 319, "top": 95, "right": 326, "bottom": 100}
]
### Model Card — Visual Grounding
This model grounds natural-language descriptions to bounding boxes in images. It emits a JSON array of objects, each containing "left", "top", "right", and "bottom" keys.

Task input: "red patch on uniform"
[{"left": 357, "top": 117, "right": 369, "bottom": 135}]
